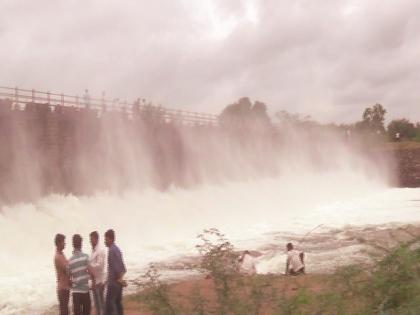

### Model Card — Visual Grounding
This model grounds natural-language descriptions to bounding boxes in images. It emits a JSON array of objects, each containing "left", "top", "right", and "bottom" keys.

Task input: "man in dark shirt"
[{"left": 104, "top": 229, "right": 126, "bottom": 315}]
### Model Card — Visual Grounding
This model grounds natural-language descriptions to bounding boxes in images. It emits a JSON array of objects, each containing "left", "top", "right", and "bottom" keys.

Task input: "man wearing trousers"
[
  {"left": 104, "top": 229, "right": 127, "bottom": 315},
  {"left": 90, "top": 231, "right": 106, "bottom": 315},
  {"left": 54, "top": 234, "right": 71, "bottom": 315},
  {"left": 68, "top": 234, "right": 94, "bottom": 315}
]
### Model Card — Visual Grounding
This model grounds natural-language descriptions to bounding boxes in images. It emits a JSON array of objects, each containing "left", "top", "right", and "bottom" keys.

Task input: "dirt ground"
[{"left": 123, "top": 273, "right": 331, "bottom": 315}]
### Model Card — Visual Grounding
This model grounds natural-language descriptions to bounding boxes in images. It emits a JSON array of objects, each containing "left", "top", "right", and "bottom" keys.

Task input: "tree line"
[{"left": 220, "top": 98, "right": 420, "bottom": 142}]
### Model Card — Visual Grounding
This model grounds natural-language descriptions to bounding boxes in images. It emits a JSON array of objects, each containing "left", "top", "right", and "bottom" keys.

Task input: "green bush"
[
  {"left": 136, "top": 264, "right": 179, "bottom": 315},
  {"left": 414, "top": 130, "right": 420, "bottom": 142}
]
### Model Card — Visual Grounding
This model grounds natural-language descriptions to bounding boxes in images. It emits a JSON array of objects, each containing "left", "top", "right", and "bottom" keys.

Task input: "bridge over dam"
[
  {"left": 0, "top": 86, "right": 219, "bottom": 126},
  {"left": 0, "top": 86, "right": 278, "bottom": 204}
]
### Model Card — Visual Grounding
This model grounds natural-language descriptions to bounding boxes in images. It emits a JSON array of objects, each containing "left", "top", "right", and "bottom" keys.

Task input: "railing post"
[
  {"left": 31, "top": 89, "right": 35, "bottom": 103},
  {"left": 14, "top": 86, "right": 19, "bottom": 109},
  {"left": 76, "top": 95, "right": 80, "bottom": 107},
  {"left": 47, "top": 91, "right": 51, "bottom": 104},
  {"left": 102, "top": 91, "right": 105, "bottom": 110},
  {"left": 84, "top": 89, "right": 90, "bottom": 109},
  {"left": 61, "top": 93, "right": 64, "bottom": 106}
]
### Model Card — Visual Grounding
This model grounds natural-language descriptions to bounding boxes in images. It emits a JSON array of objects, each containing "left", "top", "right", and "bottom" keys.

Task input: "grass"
[
  {"left": 379, "top": 140, "right": 420, "bottom": 151},
  {"left": 130, "top": 229, "right": 420, "bottom": 315}
]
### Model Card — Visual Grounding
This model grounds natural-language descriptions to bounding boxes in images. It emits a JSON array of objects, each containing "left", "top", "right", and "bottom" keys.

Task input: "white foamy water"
[{"left": 0, "top": 172, "right": 419, "bottom": 314}]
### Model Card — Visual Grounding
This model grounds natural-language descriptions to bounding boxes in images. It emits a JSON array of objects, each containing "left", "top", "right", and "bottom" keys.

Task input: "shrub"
[
  {"left": 137, "top": 231, "right": 420, "bottom": 315},
  {"left": 136, "top": 264, "right": 179, "bottom": 315}
]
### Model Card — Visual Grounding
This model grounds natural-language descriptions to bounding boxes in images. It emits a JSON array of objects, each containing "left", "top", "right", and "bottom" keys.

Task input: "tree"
[
  {"left": 387, "top": 119, "right": 417, "bottom": 140},
  {"left": 252, "top": 101, "right": 270, "bottom": 125},
  {"left": 360, "top": 103, "right": 387, "bottom": 133},
  {"left": 220, "top": 97, "right": 271, "bottom": 127}
]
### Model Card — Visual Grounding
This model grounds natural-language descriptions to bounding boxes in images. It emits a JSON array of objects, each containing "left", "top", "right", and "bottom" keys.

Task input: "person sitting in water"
[
  {"left": 285, "top": 243, "right": 305, "bottom": 276},
  {"left": 238, "top": 250, "right": 257, "bottom": 275}
]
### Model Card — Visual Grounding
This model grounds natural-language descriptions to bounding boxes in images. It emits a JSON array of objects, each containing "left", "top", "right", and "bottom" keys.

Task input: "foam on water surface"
[{"left": 0, "top": 170, "right": 419, "bottom": 314}]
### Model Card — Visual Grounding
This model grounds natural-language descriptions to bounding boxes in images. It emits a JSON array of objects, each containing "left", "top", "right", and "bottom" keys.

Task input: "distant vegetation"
[
  {"left": 222, "top": 98, "right": 420, "bottom": 143},
  {"left": 220, "top": 97, "right": 271, "bottom": 128}
]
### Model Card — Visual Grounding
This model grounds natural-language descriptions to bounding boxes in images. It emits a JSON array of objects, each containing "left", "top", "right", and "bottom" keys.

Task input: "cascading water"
[{"left": 1, "top": 108, "right": 418, "bottom": 315}]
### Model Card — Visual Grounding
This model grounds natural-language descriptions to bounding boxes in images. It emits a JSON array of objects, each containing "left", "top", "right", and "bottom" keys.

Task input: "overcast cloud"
[{"left": 0, "top": 0, "right": 419, "bottom": 122}]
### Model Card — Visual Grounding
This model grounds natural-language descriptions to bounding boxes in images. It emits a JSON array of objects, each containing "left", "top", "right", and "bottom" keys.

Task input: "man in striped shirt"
[{"left": 68, "top": 234, "right": 94, "bottom": 315}]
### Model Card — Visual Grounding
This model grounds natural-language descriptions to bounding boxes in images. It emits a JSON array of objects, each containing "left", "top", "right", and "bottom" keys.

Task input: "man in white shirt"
[
  {"left": 90, "top": 231, "right": 106, "bottom": 315},
  {"left": 285, "top": 243, "right": 305, "bottom": 276}
]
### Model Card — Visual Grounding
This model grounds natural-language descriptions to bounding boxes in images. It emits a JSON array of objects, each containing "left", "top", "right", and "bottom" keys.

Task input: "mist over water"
[
  {"left": 0, "top": 103, "right": 393, "bottom": 203},
  {"left": 0, "top": 111, "right": 411, "bottom": 314}
]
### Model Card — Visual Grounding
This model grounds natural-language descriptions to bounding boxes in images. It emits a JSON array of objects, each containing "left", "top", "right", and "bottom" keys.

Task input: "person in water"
[
  {"left": 54, "top": 233, "right": 71, "bottom": 315},
  {"left": 238, "top": 250, "right": 258, "bottom": 275},
  {"left": 89, "top": 231, "right": 106, "bottom": 315},
  {"left": 68, "top": 234, "right": 94, "bottom": 315},
  {"left": 104, "top": 229, "right": 127, "bottom": 315},
  {"left": 285, "top": 242, "right": 305, "bottom": 276}
]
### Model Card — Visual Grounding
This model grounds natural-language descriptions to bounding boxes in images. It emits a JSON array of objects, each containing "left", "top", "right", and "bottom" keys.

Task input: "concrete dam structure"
[{"left": 0, "top": 87, "right": 281, "bottom": 204}]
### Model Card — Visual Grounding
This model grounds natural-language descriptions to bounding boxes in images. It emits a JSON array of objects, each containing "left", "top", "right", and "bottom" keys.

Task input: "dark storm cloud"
[{"left": 0, "top": 0, "right": 419, "bottom": 122}]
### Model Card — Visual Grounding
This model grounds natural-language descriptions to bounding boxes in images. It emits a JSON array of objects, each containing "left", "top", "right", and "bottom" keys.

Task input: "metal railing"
[{"left": 0, "top": 86, "right": 219, "bottom": 126}]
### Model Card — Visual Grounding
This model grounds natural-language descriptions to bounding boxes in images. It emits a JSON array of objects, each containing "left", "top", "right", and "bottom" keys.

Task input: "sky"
[{"left": 0, "top": 0, "right": 419, "bottom": 123}]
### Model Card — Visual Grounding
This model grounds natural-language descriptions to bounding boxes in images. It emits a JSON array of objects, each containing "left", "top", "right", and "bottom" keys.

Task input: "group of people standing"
[{"left": 54, "top": 229, "right": 126, "bottom": 315}]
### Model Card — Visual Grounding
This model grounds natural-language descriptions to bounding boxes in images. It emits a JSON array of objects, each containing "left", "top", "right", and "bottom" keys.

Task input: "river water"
[{"left": 1, "top": 169, "right": 419, "bottom": 314}]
